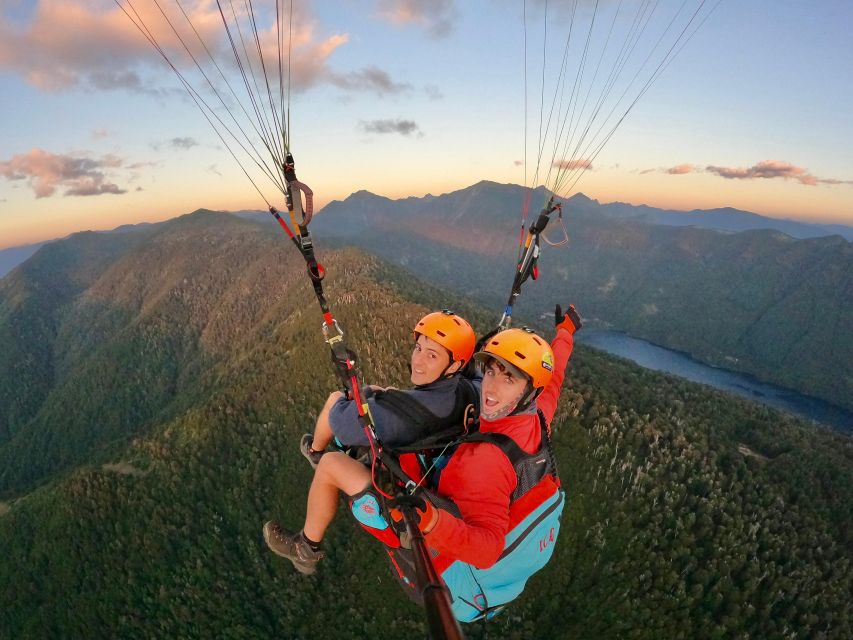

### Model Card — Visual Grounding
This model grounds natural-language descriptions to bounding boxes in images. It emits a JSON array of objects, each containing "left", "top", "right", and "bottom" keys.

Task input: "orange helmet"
[
  {"left": 473, "top": 327, "right": 554, "bottom": 390},
  {"left": 413, "top": 310, "right": 476, "bottom": 365}
]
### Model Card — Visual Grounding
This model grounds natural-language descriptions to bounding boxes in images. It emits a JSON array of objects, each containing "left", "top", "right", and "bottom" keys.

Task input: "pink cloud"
[
  {"left": 0, "top": 1, "right": 153, "bottom": 90},
  {"left": 0, "top": 149, "right": 128, "bottom": 198},
  {"left": 666, "top": 164, "right": 694, "bottom": 175},
  {"left": 705, "top": 160, "right": 851, "bottom": 186},
  {"left": 0, "top": 1, "right": 350, "bottom": 94},
  {"left": 641, "top": 160, "right": 852, "bottom": 187},
  {"left": 553, "top": 159, "right": 593, "bottom": 171},
  {"left": 376, "top": 0, "right": 456, "bottom": 37}
]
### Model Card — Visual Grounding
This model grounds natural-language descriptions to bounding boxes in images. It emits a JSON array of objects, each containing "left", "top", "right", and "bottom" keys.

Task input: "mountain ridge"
[
  {"left": 3, "top": 184, "right": 849, "bottom": 278},
  {"left": 316, "top": 181, "right": 852, "bottom": 241}
]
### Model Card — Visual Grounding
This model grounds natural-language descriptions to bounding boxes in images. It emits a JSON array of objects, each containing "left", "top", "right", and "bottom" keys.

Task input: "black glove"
[
  {"left": 389, "top": 492, "right": 437, "bottom": 531},
  {"left": 555, "top": 304, "right": 582, "bottom": 334}
]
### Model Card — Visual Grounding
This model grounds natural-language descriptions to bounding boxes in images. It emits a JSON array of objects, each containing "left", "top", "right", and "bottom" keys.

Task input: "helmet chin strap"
[
  {"left": 439, "top": 359, "right": 462, "bottom": 379},
  {"left": 482, "top": 387, "right": 528, "bottom": 421},
  {"left": 508, "top": 383, "right": 539, "bottom": 417}
]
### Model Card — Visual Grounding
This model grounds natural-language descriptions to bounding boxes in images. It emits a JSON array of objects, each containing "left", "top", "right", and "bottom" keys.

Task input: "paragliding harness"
[
  {"left": 343, "top": 380, "right": 480, "bottom": 548},
  {"left": 369, "top": 380, "right": 480, "bottom": 446},
  {"left": 350, "top": 409, "right": 565, "bottom": 622},
  {"left": 269, "top": 155, "right": 466, "bottom": 639}
]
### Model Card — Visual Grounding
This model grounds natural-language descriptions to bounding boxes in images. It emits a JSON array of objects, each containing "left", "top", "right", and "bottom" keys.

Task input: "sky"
[{"left": 1, "top": 0, "right": 852, "bottom": 249}]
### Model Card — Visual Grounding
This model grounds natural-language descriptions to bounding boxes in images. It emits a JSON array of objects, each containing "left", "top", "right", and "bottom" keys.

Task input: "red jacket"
[{"left": 425, "top": 327, "right": 574, "bottom": 568}]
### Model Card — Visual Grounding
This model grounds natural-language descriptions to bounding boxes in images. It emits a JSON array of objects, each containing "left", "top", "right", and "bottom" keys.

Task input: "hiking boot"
[
  {"left": 263, "top": 521, "right": 324, "bottom": 575},
  {"left": 300, "top": 433, "right": 324, "bottom": 470}
]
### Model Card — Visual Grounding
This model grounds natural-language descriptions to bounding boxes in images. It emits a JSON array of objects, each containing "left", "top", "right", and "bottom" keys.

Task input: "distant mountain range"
[
  {"left": 235, "top": 191, "right": 853, "bottom": 241},
  {"left": 3, "top": 194, "right": 849, "bottom": 279},
  {"left": 574, "top": 195, "right": 853, "bottom": 241},
  {"left": 310, "top": 181, "right": 853, "bottom": 411},
  {"left": 0, "top": 222, "right": 153, "bottom": 278},
  {"left": 0, "top": 242, "right": 47, "bottom": 278}
]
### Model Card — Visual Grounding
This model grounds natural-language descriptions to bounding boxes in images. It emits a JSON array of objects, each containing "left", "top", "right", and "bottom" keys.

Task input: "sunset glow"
[{"left": 2, "top": 1, "right": 852, "bottom": 249}]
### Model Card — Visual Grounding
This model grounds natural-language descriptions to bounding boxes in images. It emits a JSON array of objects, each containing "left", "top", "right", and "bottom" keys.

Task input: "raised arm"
[{"left": 536, "top": 304, "right": 581, "bottom": 424}]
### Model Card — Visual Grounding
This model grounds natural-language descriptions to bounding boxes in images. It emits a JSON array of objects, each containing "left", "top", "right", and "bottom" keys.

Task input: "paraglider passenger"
[{"left": 263, "top": 310, "right": 479, "bottom": 573}]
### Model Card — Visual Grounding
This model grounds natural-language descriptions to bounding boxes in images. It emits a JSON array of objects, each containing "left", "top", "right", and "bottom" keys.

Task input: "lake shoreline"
[{"left": 576, "top": 330, "right": 853, "bottom": 434}]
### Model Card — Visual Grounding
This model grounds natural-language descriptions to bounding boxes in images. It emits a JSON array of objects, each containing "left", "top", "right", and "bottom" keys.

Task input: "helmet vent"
[
  {"left": 514, "top": 350, "right": 527, "bottom": 360},
  {"left": 436, "top": 329, "right": 447, "bottom": 337}
]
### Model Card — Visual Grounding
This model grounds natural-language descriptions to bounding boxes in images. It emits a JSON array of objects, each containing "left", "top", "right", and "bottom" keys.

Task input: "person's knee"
[
  {"left": 316, "top": 452, "right": 370, "bottom": 495},
  {"left": 314, "top": 451, "right": 340, "bottom": 478}
]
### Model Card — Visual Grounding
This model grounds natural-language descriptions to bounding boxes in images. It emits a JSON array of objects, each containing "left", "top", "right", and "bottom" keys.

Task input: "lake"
[{"left": 577, "top": 330, "right": 853, "bottom": 433}]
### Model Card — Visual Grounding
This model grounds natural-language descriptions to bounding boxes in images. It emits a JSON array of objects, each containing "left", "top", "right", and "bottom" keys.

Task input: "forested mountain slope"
[
  {"left": 313, "top": 181, "right": 853, "bottom": 411},
  {"left": 0, "top": 213, "right": 850, "bottom": 639}
]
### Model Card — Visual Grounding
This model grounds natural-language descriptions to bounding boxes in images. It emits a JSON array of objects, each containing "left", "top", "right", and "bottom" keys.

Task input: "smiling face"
[
  {"left": 410, "top": 334, "right": 454, "bottom": 385},
  {"left": 481, "top": 357, "right": 530, "bottom": 420}
]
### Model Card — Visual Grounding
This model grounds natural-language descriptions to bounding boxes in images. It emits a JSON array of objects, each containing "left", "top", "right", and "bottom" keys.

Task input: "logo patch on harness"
[
  {"left": 539, "top": 527, "right": 556, "bottom": 552},
  {"left": 351, "top": 493, "right": 389, "bottom": 530}
]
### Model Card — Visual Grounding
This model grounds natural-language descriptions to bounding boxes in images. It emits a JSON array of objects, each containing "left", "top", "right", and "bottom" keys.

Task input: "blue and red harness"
[{"left": 348, "top": 412, "right": 565, "bottom": 622}]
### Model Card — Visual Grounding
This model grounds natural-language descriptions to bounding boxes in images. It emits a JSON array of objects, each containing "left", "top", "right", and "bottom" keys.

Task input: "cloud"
[
  {"left": 703, "top": 160, "right": 851, "bottom": 186},
  {"left": 150, "top": 137, "right": 199, "bottom": 152},
  {"left": 0, "top": 148, "right": 128, "bottom": 198},
  {"left": 666, "top": 164, "right": 695, "bottom": 175},
  {"left": 92, "top": 128, "right": 112, "bottom": 140},
  {"left": 642, "top": 159, "right": 852, "bottom": 186},
  {"left": 170, "top": 137, "right": 198, "bottom": 150},
  {"left": 207, "top": 164, "right": 222, "bottom": 176},
  {"left": 330, "top": 66, "right": 412, "bottom": 96},
  {"left": 376, "top": 0, "right": 456, "bottom": 38},
  {"left": 0, "top": 1, "right": 161, "bottom": 91},
  {"left": 0, "top": 1, "right": 348, "bottom": 95},
  {"left": 65, "top": 179, "right": 126, "bottom": 197},
  {"left": 359, "top": 119, "right": 421, "bottom": 136},
  {"left": 514, "top": 160, "right": 524, "bottom": 167},
  {"left": 553, "top": 159, "right": 593, "bottom": 171}
]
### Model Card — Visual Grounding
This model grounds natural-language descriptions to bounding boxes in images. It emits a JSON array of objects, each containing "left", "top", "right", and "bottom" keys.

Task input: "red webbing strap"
[{"left": 267, "top": 167, "right": 401, "bottom": 500}]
